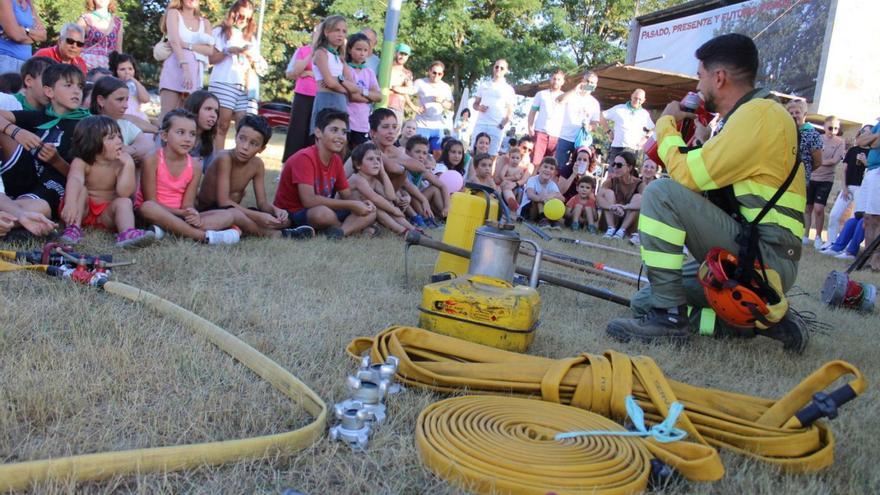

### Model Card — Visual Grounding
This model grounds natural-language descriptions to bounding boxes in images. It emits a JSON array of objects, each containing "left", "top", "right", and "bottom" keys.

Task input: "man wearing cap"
[
  {"left": 389, "top": 43, "right": 415, "bottom": 122},
  {"left": 33, "top": 23, "right": 87, "bottom": 76},
  {"left": 603, "top": 88, "right": 654, "bottom": 164},
  {"left": 472, "top": 58, "right": 517, "bottom": 159}
]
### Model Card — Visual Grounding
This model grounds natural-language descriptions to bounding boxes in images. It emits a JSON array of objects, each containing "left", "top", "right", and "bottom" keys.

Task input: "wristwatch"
[{"left": 337, "top": 74, "right": 345, "bottom": 83}]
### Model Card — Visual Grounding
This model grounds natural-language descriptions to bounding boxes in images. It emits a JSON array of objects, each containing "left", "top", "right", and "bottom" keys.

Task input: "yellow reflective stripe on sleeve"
[
  {"left": 686, "top": 148, "right": 719, "bottom": 191},
  {"left": 658, "top": 134, "right": 686, "bottom": 163},
  {"left": 640, "top": 246, "right": 684, "bottom": 270},
  {"left": 733, "top": 180, "right": 806, "bottom": 212},
  {"left": 638, "top": 215, "right": 686, "bottom": 246},
  {"left": 740, "top": 207, "right": 805, "bottom": 238},
  {"left": 699, "top": 308, "right": 717, "bottom": 336}
]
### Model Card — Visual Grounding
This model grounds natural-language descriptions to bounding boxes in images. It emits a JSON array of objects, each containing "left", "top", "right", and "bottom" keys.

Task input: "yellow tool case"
[{"left": 418, "top": 275, "right": 540, "bottom": 352}]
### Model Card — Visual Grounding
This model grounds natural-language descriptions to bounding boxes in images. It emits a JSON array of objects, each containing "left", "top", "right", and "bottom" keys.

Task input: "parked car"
[{"left": 258, "top": 102, "right": 291, "bottom": 132}]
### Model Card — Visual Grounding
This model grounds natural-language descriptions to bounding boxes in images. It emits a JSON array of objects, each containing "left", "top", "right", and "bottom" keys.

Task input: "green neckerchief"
[
  {"left": 36, "top": 106, "right": 91, "bottom": 130},
  {"left": 13, "top": 92, "right": 35, "bottom": 111},
  {"left": 347, "top": 62, "right": 365, "bottom": 69},
  {"left": 799, "top": 123, "right": 814, "bottom": 132},
  {"left": 326, "top": 46, "right": 340, "bottom": 61},
  {"left": 625, "top": 101, "right": 639, "bottom": 114}
]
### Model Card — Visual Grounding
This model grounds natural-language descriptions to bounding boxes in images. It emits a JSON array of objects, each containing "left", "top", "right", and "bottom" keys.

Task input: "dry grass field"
[{"left": 1, "top": 133, "right": 878, "bottom": 494}]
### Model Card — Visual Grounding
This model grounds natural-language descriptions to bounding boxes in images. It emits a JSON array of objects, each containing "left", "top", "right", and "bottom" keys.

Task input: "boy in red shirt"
[
  {"left": 273, "top": 108, "right": 377, "bottom": 238},
  {"left": 566, "top": 176, "right": 597, "bottom": 232}
]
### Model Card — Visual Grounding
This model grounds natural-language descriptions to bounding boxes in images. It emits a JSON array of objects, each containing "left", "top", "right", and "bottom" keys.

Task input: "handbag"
[{"left": 153, "top": 37, "right": 172, "bottom": 62}]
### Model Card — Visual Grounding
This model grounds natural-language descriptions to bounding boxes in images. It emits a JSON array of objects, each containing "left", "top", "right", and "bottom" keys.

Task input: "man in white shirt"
[
  {"left": 554, "top": 70, "right": 601, "bottom": 176},
  {"left": 414, "top": 61, "right": 454, "bottom": 158},
  {"left": 603, "top": 88, "right": 654, "bottom": 164},
  {"left": 527, "top": 69, "right": 565, "bottom": 166},
  {"left": 472, "top": 59, "right": 516, "bottom": 158}
]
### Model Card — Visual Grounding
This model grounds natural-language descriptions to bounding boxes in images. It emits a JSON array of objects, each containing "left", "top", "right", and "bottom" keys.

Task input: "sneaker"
[
  {"left": 324, "top": 226, "right": 344, "bottom": 240},
  {"left": 537, "top": 218, "right": 551, "bottom": 228},
  {"left": 802, "top": 236, "right": 810, "bottom": 246},
  {"left": 570, "top": 221, "right": 581, "bottom": 231},
  {"left": 205, "top": 227, "right": 241, "bottom": 245},
  {"left": 821, "top": 247, "right": 841, "bottom": 256},
  {"left": 834, "top": 251, "right": 856, "bottom": 260},
  {"left": 411, "top": 214, "right": 428, "bottom": 229},
  {"left": 613, "top": 229, "right": 626, "bottom": 240},
  {"left": 425, "top": 217, "right": 441, "bottom": 229},
  {"left": 759, "top": 310, "right": 809, "bottom": 354},
  {"left": 606, "top": 307, "right": 691, "bottom": 344},
  {"left": 819, "top": 241, "right": 834, "bottom": 251},
  {"left": 813, "top": 238, "right": 824, "bottom": 250},
  {"left": 151, "top": 224, "right": 165, "bottom": 240},
  {"left": 549, "top": 221, "right": 562, "bottom": 230},
  {"left": 587, "top": 224, "right": 598, "bottom": 234},
  {"left": 629, "top": 232, "right": 641, "bottom": 246},
  {"left": 603, "top": 227, "right": 616, "bottom": 239},
  {"left": 281, "top": 225, "right": 315, "bottom": 240},
  {"left": 115, "top": 228, "right": 156, "bottom": 249},
  {"left": 59, "top": 224, "right": 83, "bottom": 245}
]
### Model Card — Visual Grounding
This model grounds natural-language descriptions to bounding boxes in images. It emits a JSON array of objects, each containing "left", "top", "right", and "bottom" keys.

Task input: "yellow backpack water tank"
[{"left": 434, "top": 189, "right": 499, "bottom": 277}]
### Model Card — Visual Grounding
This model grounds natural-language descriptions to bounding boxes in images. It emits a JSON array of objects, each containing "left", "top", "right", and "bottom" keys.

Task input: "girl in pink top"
[
  {"left": 136, "top": 109, "right": 248, "bottom": 244},
  {"left": 345, "top": 32, "right": 381, "bottom": 152}
]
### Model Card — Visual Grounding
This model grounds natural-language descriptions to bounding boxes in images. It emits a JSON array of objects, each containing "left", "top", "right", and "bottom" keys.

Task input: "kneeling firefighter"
[{"left": 606, "top": 33, "right": 809, "bottom": 352}]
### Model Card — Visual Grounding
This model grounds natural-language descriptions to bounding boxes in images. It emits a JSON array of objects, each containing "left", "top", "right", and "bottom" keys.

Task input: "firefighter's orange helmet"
[{"left": 697, "top": 247, "right": 776, "bottom": 329}]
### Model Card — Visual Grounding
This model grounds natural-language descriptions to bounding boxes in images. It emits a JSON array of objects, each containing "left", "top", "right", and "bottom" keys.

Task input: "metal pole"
[
  {"left": 377, "top": 0, "right": 404, "bottom": 108},
  {"left": 256, "top": 0, "right": 267, "bottom": 47}
]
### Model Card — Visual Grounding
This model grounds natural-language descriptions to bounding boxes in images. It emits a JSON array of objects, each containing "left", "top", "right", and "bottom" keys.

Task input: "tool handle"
[{"left": 794, "top": 384, "right": 858, "bottom": 427}]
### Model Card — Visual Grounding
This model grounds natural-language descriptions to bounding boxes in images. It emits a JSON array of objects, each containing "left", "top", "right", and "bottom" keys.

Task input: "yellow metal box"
[{"left": 418, "top": 275, "right": 541, "bottom": 352}]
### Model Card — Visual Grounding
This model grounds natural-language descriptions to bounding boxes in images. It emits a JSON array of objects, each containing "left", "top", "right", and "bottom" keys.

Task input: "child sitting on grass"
[
  {"left": 273, "top": 108, "right": 377, "bottom": 239},
  {"left": 59, "top": 116, "right": 155, "bottom": 247},
  {"left": 519, "top": 157, "right": 565, "bottom": 227},
  {"left": 470, "top": 153, "right": 496, "bottom": 190},
  {"left": 197, "top": 115, "right": 314, "bottom": 239},
  {"left": 566, "top": 176, "right": 597, "bottom": 233},
  {"left": 405, "top": 134, "right": 449, "bottom": 224},
  {"left": 136, "top": 109, "right": 247, "bottom": 245},
  {"left": 348, "top": 142, "right": 418, "bottom": 235},
  {"left": 495, "top": 146, "right": 530, "bottom": 211}
]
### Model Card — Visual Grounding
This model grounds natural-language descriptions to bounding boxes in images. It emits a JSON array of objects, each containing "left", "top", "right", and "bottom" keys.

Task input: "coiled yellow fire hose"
[
  {"left": 0, "top": 273, "right": 327, "bottom": 491},
  {"left": 419, "top": 396, "right": 657, "bottom": 494},
  {"left": 349, "top": 326, "right": 867, "bottom": 483}
]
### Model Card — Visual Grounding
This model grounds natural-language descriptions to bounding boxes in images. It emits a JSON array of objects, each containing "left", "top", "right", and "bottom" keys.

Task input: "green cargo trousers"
[{"left": 632, "top": 179, "right": 800, "bottom": 333}]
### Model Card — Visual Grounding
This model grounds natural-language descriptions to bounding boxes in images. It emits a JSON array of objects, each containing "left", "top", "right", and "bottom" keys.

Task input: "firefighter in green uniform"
[{"left": 606, "top": 34, "right": 809, "bottom": 352}]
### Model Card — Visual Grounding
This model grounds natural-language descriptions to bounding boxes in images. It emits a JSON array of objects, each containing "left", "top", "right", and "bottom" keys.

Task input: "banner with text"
[{"left": 634, "top": 0, "right": 831, "bottom": 99}]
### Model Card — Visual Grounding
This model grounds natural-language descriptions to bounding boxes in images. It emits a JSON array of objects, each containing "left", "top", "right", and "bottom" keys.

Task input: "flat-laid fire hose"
[
  {"left": 0, "top": 268, "right": 327, "bottom": 491},
  {"left": 348, "top": 326, "right": 866, "bottom": 485}
]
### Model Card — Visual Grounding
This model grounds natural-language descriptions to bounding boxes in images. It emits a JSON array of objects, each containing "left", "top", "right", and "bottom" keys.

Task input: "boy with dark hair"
[
  {"left": 0, "top": 63, "right": 89, "bottom": 220},
  {"left": 16, "top": 57, "right": 57, "bottom": 111},
  {"left": 519, "top": 157, "right": 565, "bottom": 227},
  {"left": 273, "top": 108, "right": 377, "bottom": 238},
  {"left": 405, "top": 133, "right": 449, "bottom": 222},
  {"left": 198, "top": 115, "right": 314, "bottom": 239}
]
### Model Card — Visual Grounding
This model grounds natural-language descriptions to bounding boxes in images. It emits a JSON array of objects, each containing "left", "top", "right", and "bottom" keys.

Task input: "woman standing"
[
  {"left": 208, "top": 0, "right": 262, "bottom": 152},
  {"left": 309, "top": 15, "right": 358, "bottom": 134},
  {"left": 0, "top": 0, "right": 47, "bottom": 72},
  {"left": 158, "top": 0, "right": 213, "bottom": 123},
  {"left": 281, "top": 33, "right": 317, "bottom": 162},
  {"left": 77, "top": 0, "right": 123, "bottom": 70}
]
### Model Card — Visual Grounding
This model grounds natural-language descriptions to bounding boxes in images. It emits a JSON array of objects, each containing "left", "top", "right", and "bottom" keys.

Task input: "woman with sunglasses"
[
  {"left": 806, "top": 116, "right": 846, "bottom": 249},
  {"left": 597, "top": 151, "right": 644, "bottom": 240},
  {"left": 207, "top": 0, "right": 264, "bottom": 152},
  {"left": 414, "top": 61, "right": 454, "bottom": 160},
  {"left": 77, "top": 0, "right": 123, "bottom": 71},
  {"left": 0, "top": 0, "right": 47, "bottom": 73}
]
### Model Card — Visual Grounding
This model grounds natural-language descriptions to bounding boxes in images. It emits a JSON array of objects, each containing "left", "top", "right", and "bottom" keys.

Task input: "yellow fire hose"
[
  {"left": 0, "top": 264, "right": 326, "bottom": 491},
  {"left": 418, "top": 396, "right": 658, "bottom": 494},
  {"left": 349, "top": 326, "right": 867, "bottom": 485}
]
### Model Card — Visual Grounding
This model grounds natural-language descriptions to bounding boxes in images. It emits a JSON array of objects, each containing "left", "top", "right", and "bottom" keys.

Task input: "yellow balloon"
[{"left": 544, "top": 198, "right": 565, "bottom": 221}]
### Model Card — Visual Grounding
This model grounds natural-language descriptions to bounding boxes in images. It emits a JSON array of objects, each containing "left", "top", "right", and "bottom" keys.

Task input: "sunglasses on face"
[
  {"left": 494, "top": 65, "right": 507, "bottom": 70},
  {"left": 65, "top": 38, "right": 85, "bottom": 47},
  {"left": 431, "top": 71, "right": 443, "bottom": 76},
  {"left": 612, "top": 162, "right": 626, "bottom": 168}
]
